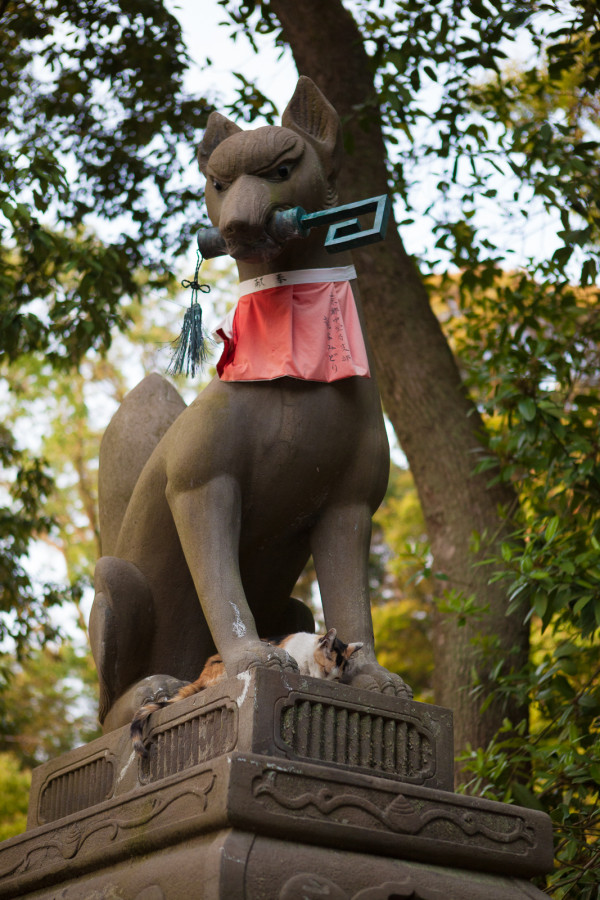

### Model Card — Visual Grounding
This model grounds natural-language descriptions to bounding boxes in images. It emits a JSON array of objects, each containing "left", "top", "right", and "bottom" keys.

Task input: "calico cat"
[{"left": 131, "top": 628, "right": 362, "bottom": 758}]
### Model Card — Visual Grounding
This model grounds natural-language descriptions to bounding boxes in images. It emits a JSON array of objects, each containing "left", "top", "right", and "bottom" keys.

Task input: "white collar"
[{"left": 238, "top": 265, "right": 357, "bottom": 296}]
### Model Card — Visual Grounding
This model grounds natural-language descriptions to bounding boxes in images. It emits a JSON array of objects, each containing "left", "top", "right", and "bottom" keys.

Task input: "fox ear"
[
  {"left": 345, "top": 642, "right": 363, "bottom": 659},
  {"left": 197, "top": 112, "right": 243, "bottom": 174},
  {"left": 318, "top": 628, "right": 337, "bottom": 650},
  {"left": 282, "top": 76, "right": 343, "bottom": 179}
]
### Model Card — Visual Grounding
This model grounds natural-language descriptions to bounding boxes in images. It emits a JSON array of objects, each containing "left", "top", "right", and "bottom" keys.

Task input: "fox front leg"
[
  {"left": 311, "top": 502, "right": 413, "bottom": 699},
  {"left": 167, "top": 473, "right": 299, "bottom": 677}
]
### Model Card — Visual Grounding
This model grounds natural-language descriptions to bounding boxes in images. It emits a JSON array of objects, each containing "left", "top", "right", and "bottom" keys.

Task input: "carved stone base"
[{"left": 0, "top": 669, "right": 552, "bottom": 899}]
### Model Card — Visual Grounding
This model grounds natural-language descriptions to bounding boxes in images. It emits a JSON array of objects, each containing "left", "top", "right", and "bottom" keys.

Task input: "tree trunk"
[{"left": 270, "top": 0, "right": 529, "bottom": 766}]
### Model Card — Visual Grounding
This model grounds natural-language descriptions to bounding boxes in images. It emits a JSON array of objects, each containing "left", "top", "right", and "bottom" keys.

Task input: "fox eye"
[
  {"left": 265, "top": 163, "right": 293, "bottom": 181},
  {"left": 212, "top": 179, "right": 225, "bottom": 192}
]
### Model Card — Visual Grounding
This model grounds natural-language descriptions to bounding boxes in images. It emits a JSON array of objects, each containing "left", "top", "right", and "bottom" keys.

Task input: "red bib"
[{"left": 215, "top": 279, "right": 370, "bottom": 383}]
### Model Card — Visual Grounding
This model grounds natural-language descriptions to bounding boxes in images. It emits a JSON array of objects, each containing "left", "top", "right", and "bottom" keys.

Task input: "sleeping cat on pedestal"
[{"left": 130, "top": 629, "right": 363, "bottom": 757}]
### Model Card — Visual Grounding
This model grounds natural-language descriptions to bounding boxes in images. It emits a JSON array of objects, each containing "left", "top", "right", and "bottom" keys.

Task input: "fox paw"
[
  {"left": 345, "top": 662, "right": 413, "bottom": 699},
  {"left": 225, "top": 640, "right": 299, "bottom": 676}
]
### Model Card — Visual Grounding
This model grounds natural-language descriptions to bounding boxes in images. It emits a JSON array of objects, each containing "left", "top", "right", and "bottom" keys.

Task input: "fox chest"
[{"left": 165, "top": 377, "right": 388, "bottom": 514}]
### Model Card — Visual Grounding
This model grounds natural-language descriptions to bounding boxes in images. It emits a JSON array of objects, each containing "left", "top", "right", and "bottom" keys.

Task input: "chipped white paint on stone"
[
  {"left": 116, "top": 748, "right": 136, "bottom": 787},
  {"left": 236, "top": 670, "right": 252, "bottom": 707},
  {"left": 229, "top": 601, "right": 247, "bottom": 637}
]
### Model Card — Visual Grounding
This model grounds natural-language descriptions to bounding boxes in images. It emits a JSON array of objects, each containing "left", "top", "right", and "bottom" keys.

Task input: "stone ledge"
[
  {"left": 0, "top": 826, "right": 551, "bottom": 900},
  {"left": 0, "top": 750, "right": 552, "bottom": 898},
  {"left": 27, "top": 668, "right": 454, "bottom": 830},
  {"left": 228, "top": 753, "right": 553, "bottom": 879}
]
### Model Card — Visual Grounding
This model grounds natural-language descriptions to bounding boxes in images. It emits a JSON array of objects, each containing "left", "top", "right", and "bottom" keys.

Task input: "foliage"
[
  {"left": 0, "top": 753, "right": 31, "bottom": 841},
  {"left": 0, "top": 429, "right": 70, "bottom": 656},
  {"left": 0, "top": 0, "right": 210, "bottom": 364},
  {"left": 439, "top": 270, "right": 600, "bottom": 896},
  {"left": 0, "top": 0, "right": 213, "bottom": 657},
  {"left": 371, "top": 466, "right": 430, "bottom": 603},
  {"left": 0, "top": 640, "right": 100, "bottom": 839},
  {"left": 372, "top": 599, "right": 434, "bottom": 701},
  {"left": 0, "top": 641, "right": 100, "bottom": 769},
  {"left": 371, "top": 465, "right": 434, "bottom": 700},
  {"left": 0, "top": 295, "right": 155, "bottom": 654}
]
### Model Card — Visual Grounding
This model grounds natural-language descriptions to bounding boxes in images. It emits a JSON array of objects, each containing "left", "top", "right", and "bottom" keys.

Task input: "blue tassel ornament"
[{"left": 168, "top": 252, "right": 211, "bottom": 378}]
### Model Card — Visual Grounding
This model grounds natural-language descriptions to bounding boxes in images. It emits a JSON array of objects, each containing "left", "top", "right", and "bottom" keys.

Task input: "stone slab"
[
  {"left": 245, "top": 836, "right": 550, "bottom": 900},
  {"left": 27, "top": 668, "right": 454, "bottom": 830},
  {"left": 1, "top": 749, "right": 552, "bottom": 898},
  {"left": 227, "top": 753, "right": 553, "bottom": 878},
  {"left": 0, "top": 827, "right": 550, "bottom": 900}
]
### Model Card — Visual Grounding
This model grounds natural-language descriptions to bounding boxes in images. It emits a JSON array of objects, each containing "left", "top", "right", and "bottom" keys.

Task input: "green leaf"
[
  {"left": 545, "top": 516, "right": 560, "bottom": 543},
  {"left": 511, "top": 782, "right": 546, "bottom": 812},
  {"left": 533, "top": 593, "right": 548, "bottom": 619},
  {"left": 573, "top": 595, "right": 593, "bottom": 615},
  {"left": 518, "top": 397, "right": 537, "bottom": 422}
]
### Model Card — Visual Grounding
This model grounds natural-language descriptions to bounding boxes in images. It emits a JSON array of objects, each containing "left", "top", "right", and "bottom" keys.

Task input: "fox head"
[{"left": 197, "top": 77, "right": 343, "bottom": 264}]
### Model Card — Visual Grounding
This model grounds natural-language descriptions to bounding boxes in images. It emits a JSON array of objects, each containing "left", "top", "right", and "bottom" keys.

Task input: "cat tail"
[
  {"left": 130, "top": 663, "right": 219, "bottom": 757},
  {"left": 130, "top": 680, "right": 202, "bottom": 757},
  {"left": 130, "top": 699, "right": 169, "bottom": 758}
]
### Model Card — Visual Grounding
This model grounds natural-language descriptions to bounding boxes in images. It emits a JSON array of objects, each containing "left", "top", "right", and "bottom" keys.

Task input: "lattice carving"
[
  {"left": 38, "top": 754, "right": 115, "bottom": 824},
  {"left": 278, "top": 698, "right": 434, "bottom": 782},
  {"left": 142, "top": 702, "right": 237, "bottom": 782}
]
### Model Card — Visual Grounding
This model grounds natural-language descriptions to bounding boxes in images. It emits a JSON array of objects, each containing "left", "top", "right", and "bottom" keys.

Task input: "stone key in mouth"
[{"left": 196, "top": 194, "right": 392, "bottom": 259}]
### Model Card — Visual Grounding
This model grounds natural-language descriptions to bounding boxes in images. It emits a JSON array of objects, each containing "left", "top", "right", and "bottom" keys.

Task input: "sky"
[{"left": 175, "top": 2, "right": 298, "bottom": 111}]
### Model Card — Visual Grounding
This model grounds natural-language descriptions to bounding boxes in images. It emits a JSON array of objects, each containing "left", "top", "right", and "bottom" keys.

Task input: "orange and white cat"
[{"left": 131, "top": 628, "right": 362, "bottom": 757}]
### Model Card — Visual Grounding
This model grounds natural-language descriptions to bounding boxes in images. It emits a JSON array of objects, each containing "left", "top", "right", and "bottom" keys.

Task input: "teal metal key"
[{"left": 197, "top": 195, "right": 391, "bottom": 259}]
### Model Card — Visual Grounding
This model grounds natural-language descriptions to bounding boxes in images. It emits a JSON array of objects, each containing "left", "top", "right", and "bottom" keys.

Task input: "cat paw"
[
  {"left": 225, "top": 640, "right": 299, "bottom": 676},
  {"left": 345, "top": 662, "right": 413, "bottom": 699}
]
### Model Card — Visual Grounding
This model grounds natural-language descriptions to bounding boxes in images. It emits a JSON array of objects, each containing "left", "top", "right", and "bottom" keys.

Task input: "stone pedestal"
[{"left": 0, "top": 669, "right": 552, "bottom": 899}]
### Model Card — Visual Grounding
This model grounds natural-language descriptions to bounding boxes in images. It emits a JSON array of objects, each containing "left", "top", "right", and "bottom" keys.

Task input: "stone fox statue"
[{"left": 90, "top": 76, "right": 411, "bottom": 732}]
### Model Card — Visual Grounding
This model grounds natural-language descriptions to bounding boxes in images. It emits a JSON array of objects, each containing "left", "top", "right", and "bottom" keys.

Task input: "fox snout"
[{"left": 215, "top": 176, "right": 283, "bottom": 262}]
